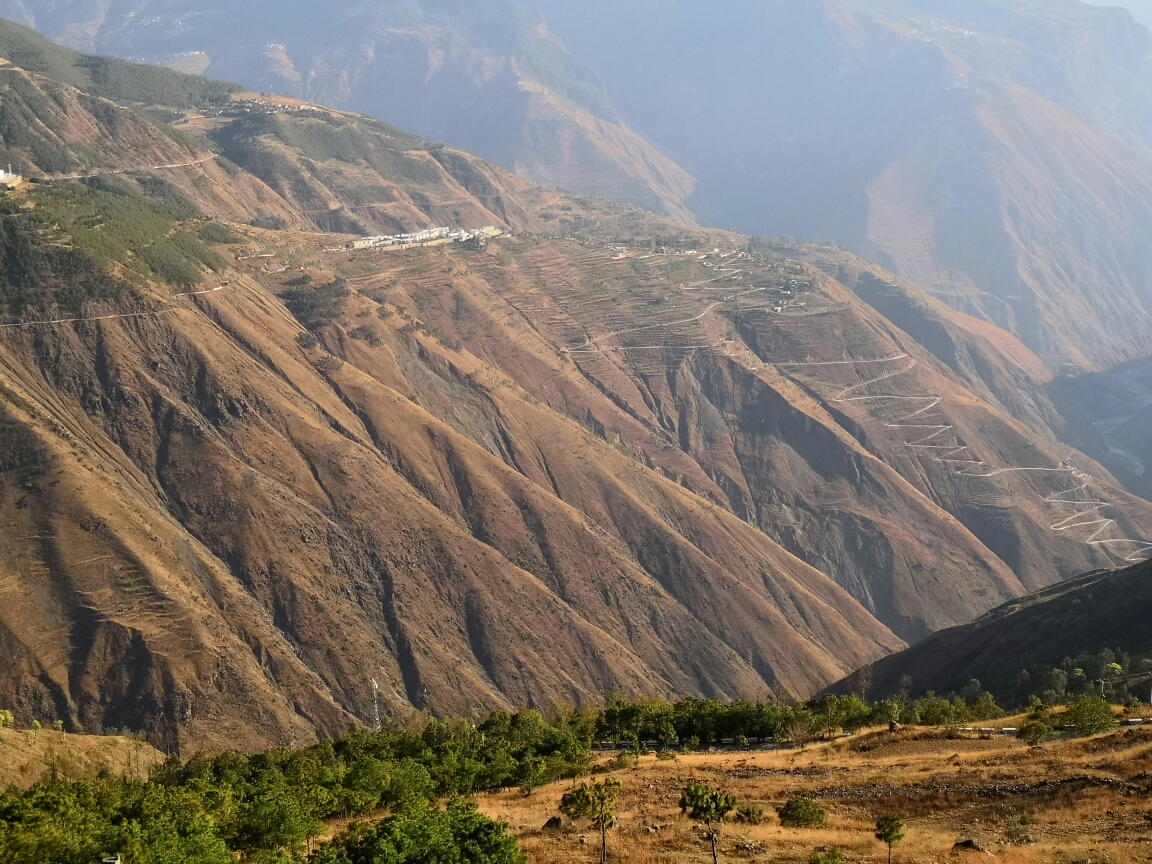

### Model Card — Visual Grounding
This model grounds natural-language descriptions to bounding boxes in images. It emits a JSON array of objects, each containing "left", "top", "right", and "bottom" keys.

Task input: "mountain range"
[
  {"left": 0, "top": 0, "right": 697, "bottom": 221},
  {"left": 0, "top": 13, "right": 1149, "bottom": 752},
  {"left": 12, "top": 0, "right": 1152, "bottom": 379}
]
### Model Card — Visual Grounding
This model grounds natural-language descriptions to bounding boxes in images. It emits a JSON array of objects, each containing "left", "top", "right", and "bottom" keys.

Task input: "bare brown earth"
[
  {"left": 480, "top": 724, "right": 1152, "bottom": 864},
  {"left": 0, "top": 53, "right": 1150, "bottom": 752},
  {"left": 0, "top": 728, "right": 164, "bottom": 789}
]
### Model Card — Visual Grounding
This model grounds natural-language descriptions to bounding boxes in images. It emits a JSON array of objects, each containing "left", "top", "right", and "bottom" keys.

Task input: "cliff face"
[{"left": 0, "top": 23, "right": 1150, "bottom": 753}]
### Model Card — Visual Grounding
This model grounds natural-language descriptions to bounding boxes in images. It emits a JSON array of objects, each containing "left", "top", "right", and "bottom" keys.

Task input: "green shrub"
[
  {"left": 216, "top": 156, "right": 242, "bottom": 177},
  {"left": 810, "top": 849, "right": 846, "bottom": 864},
  {"left": 199, "top": 222, "right": 241, "bottom": 244},
  {"left": 314, "top": 800, "right": 526, "bottom": 864},
  {"left": 281, "top": 279, "right": 349, "bottom": 329},
  {"left": 735, "top": 805, "right": 764, "bottom": 825},
  {"left": 1064, "top": 698, "right": 1119, "bottom": 737},
  {"left": 777, "top": 797, "right": 825, "bottom": 828},
  {"left": 348, "top": 325, "right": 382, "bottom": 346},
  {"left": 315, "top": 355, "right": 344, "bottom": 374},
  {"left": 250, "top": 215, "right": 288, "bottom": 231},
  {"left": 1017, "top": 721, "right": 1056, "bottom": 746},
  {"left": 296, "top": 332, "right": 319, "bottom": 349},
  {"left": 613, "top": 751, "right": 636, "bottom": 770}
]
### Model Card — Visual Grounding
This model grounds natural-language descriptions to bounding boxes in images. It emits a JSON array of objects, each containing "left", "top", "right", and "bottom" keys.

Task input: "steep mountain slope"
[
  {"left": 522, "top": 0, "right": 1152, "bottom": 374},
  {"left": 828, "top": 558, "right": 1152, "bottom": 703},
  {"left": 1, "top": 25, "right": 1150, "bottom": 752},
  {"left": 0, "top": 39, "right": 903, "bottom": 750},
  {"left": 5, "top": 1, "right": 697, "bottom": 222},
  {"left": 17, "top": 0, "right": 1152, "bottom": 371},
  {"left": 1087, "top": 0, "right": 1152, "bottom": 29}
]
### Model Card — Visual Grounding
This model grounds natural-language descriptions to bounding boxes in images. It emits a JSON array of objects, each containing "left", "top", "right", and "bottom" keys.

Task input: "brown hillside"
[
  {"left": 826, "top": 558, "right": 1152, "bottom": 703},
  {"left": 0, "top": 728, "right": 164, "bottom": 789},
  {"left": 482, "top": 726, "right": 1152, "bottom": 864},
  {"left": 0, "top": 42, "right": 1149, "bottom": 752}
]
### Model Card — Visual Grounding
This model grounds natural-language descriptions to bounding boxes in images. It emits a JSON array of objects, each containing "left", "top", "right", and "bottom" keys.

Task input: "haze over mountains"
[
  {"left": 0, "top": 0, "right": 697, "bottom": 221},
  {"left": 13, "top": 0, "right": 1152, "bottom": 377},
  {"left": 0, "top": 3, "right": 1150, "bottom": 753}
]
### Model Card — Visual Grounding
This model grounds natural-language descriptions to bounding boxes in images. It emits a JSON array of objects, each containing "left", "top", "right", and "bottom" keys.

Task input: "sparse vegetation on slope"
[
  {"left": 0, "top": 178, "right": 225, "bottom": 319},
  {"left": 834, "top": 559, "right": 1152, "bottom": 707},
  {"left": 0, "top": 18, "right": 237, "bottom": 109}
]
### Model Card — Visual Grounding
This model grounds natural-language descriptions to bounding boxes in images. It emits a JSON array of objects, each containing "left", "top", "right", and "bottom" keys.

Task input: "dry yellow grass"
[
  {"left": 0, "top": 727, "right": 164, "bottom": 789},
  {"left": 476, "top": 723, "right": 1152, "bottom": 864}
]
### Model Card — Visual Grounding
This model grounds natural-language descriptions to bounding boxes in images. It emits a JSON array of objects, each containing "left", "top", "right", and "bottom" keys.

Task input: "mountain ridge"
[
  {"left": 0, "top": 18, "right": 1149, "bottom": 752},
  {"left": 825, "top": 557, "right": 1152, "bottom": 704}
]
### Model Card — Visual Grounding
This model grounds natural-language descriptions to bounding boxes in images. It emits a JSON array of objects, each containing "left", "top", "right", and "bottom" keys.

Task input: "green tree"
[
  {"left": 777, "top": 797, "right": 825, "bottom": 828},
  {"left": 236, "top": 775, "right": 322, "bottom": 858},
  {"left": 313, "top": 799, "right": 525, "bottom": 864},
  {"left": 1026, "top": 696, "right": 1048, "bottom": 720},
  {"left": 1064, "top": 697, "right": 1119, "bottom": 737},
  {"left": 679, "top": 782, "right": 738, "bottom": 864},
  {"left": 1016, "top": 721, "right": 1056, "bottom": 747},
  {"left": 875, "top": 815, "right": 906, "bottom": 864},
  {"left": 969, "top": 692, "right": 1004, "bottom": 721},
  {"left": 515, "top": 755, "right": 546, "bottom": 797},
  {"left": 559, "top": 778, "right": 622, "bottom": 864},
  {"left": 0, "top": 709, "right": 13, "bottom": 728}
]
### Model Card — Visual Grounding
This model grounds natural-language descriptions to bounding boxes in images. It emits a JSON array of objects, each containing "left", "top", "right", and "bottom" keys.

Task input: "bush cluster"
[
  {"left": 0, "top": 708, "right": 586, "bottom": 864},
  {"left": 280, "top": 278, "right": 350, "bottom": 329},
  {"left": 1012, "top": 649, "right": 1143, "bottom": 706}
]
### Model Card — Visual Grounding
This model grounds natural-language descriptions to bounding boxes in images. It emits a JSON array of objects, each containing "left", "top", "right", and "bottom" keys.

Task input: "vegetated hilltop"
[
  {"left": 523, "top": 0, "right": 1152, "bottom": 375},
  {"left": 829, "top": 558, "right": 1152, "bottom": 706},
  {"left": 0, "top": 22, "right": 1150, "bottom": 753},
  {"left": 9, "top": 0, "right": 697, "bottom": 223}
]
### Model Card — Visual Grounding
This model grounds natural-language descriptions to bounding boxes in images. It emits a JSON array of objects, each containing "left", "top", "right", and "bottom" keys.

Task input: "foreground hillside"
[
  {"left": 0, "top": 23, "right": 1150, "bottom": 751},
  {"left": 7, "top": 704, "right": 1152, "bottom": 864},
  {"left": 488, "top": 726, "right": 1152, "bottom": 864},
  {"left": 831, "top": 558, "right": 1152, "bottom": 705}
]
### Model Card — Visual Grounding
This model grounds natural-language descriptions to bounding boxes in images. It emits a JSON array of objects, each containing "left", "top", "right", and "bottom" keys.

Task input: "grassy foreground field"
[{"left": 477, "top": 723, "right": 1152, "bottom": 864}]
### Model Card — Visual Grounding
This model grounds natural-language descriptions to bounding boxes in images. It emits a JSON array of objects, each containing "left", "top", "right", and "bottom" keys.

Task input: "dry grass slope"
[{"left": 479, "top": 723, "right": 1152, "bottom": 864}]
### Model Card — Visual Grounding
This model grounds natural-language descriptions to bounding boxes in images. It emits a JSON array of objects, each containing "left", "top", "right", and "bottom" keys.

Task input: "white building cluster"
[{"left": 347, "top": 226, "right": 502, "bottom": 251}]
